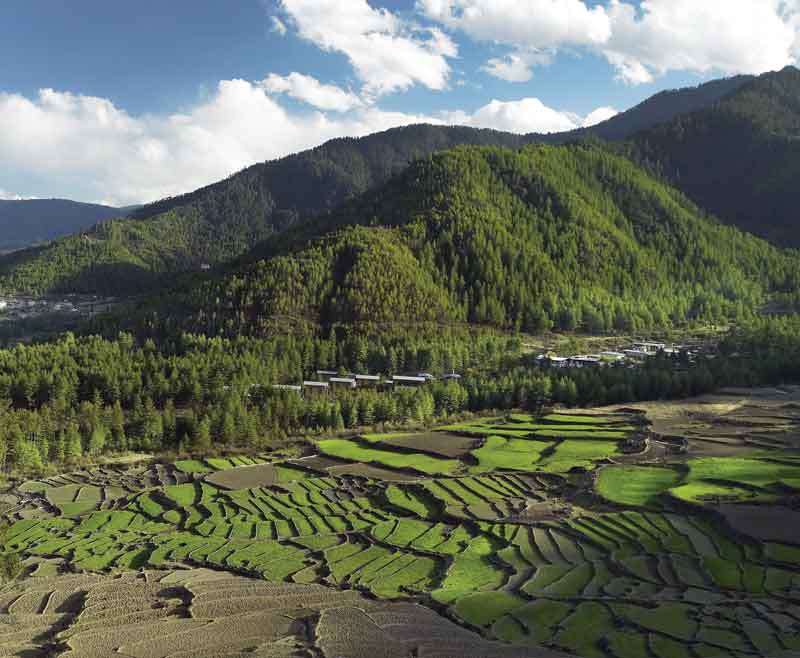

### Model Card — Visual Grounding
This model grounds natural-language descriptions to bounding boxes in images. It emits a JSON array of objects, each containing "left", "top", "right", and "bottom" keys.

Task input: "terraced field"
[{"left": 2, "top": 407, "right": 800, "bottom": 658}]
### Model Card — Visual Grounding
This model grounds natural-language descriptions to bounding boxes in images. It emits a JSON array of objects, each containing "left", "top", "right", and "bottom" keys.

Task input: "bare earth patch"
[
  {"left": 718, "top": 504, "right": 800, "bottom": 543},
  {"left": 376, "top": 432, "right": 479, "bottom": 458},
  {"left": 0, "top": 568, "right": 572, "bottom": 658},
  {"left": 206, "top": 463, "right": 278, "bottom": 490}
]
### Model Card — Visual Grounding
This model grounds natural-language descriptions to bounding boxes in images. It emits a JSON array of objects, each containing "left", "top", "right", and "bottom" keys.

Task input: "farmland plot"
[{"left": 3, "top": 403, "right": 800, "bottom": 658}]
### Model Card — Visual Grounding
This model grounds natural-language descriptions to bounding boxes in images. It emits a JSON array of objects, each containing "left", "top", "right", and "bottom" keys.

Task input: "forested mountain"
[
  {"left": 550, "top": 74, "right": 752, "bottom": 142},
  {"left": 0, "top": 73, "right": 752, "bottom": 296},
  {"left": 173, "top": 143, "right": 800, "bottom": 337},
  {"left": 0, "top": 199, "right": 133, "bottom": 252},
  {"left": 623, "top": 66, "right": 800, "bottom": 246}
]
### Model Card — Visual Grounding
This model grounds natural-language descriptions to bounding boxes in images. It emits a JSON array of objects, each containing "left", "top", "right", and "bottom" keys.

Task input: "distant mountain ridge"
[
  {"left": 0, "top": 72, "right": 767, "bottom": 295},
  {"left": 171, "top": 143, "right": 799, "bottom": 337},
  {"left": 623, "top": 66, "right": 800, "bottom": 246},
  {"left": 0, "top": 199, "right": 135, "bottom": 252}
]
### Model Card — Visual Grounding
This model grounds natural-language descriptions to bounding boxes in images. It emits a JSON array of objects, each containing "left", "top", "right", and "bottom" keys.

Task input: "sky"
[{"left": 1, "top": 0, "right": 800, "bottom": 206}]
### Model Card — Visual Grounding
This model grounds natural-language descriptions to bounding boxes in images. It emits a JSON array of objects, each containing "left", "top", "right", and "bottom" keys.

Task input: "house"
[
  {"left": 633, "top": 342, "right": 666, "bottom": 354},
  {"left": 546, "top": 356, "right": 570, "bottom": 369},
  {"left": 568, "top": 355, "right": 602, "bottom": 368},
  {"left": 417, "top": 372, "right": 436, "bottom": 381},
  {"left": 378, "top": 378, "right": 396, "bottom": 392},
  {"left": 443, "top": 372, "right": 462, "bottom": 381},
  {"left": 315, "top": 370, "right": 338, "bottom": 381},
  {"left": 271, "top": 384, "right": 302, "bottom": 394},
  {"left": 392, "top": 375, "right": 427, "bottom": 387},
  {"left": 353, "top": 374, "right": 380, "bottom": 387},
  {"left": 302, "top": 381, "right": 329, "bottom": 396},
  {"left": 329, "top": 377, "right": 356, "bottom": 391}
]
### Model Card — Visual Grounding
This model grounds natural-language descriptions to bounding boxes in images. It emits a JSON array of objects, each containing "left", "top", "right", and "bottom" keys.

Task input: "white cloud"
[
  {"left": 0, "top": 84, "right": 440, "bottom": 205},
  {"left": 418, "top": 0, "right": 611, "bottom": 48},
  {"left": 279, "top": 0, "right": 457, "bottom": 97},
  {"left": 582, "top": 105, "right": 617, "bottom": 127},
  {"left": 603, "top": 0, "right": 799, "bottom": 84},
  {"left": 0, "top": 82, "right": 621, "bottom": 205},
  {"left": 270, "top": 15, "right": 288, "bottom": 36},
  {"left": 261, "top": 72, "right": 363, "bottom": 112},
  {"left": 482, "top": 50, "right": 554, "bottom": 82},
  {"left": 0, "top": 189, "right": 31, "bottom": 201},
  {"left": 420, "top": 0, "right": 800, "bottom": 84},
  {"left": 444, "top": 98, "right": 617, "bottom": 134}
]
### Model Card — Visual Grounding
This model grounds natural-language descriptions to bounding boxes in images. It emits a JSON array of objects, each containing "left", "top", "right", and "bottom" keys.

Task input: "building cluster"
[
  {"left": 272, "top": 370, "right": 462, "bottom": 397},
  {"left": 0, "top": 295, "right": 118, "bottom": 322},
  {"left": 537, "top": 341, "right": 692, "bottom": 370}
]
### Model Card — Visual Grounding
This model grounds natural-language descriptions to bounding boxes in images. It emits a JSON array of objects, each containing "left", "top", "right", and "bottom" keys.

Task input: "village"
[
  {"left": 272, "top": 369, "right": 464, "bottom": 397},
  {"left": 0, "top": 294, "right": 118, "bottom": 322},
  {"left": 269, "top": 340, "right": 702, "bottom": 399},
  {"left": 535, "top": 339, "right": 697, "bottom": 369}
]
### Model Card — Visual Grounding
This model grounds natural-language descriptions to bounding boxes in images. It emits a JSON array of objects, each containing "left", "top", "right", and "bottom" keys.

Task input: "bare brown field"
[
  {"left": 205, "top": 463, "right": 278, "bottom": 490},
  {"left": 324, "top": 462, "right": 421, "bottom": 481},
  {"left": 718, "top": 504, "right": 800, "bottom": 543},
  {"left": 0, "top": 568, "right": 571, "bottom": 658},
  {"left": 601, "top": 385, "right": 800, "bottom": 457},
  {"left": 376, "top": 432, "right": 479, "bottom": 458}
]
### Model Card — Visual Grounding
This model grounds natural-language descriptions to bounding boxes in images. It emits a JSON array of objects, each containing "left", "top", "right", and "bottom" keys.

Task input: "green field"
[
  {"left": 5, "top": 407, "right": 800, "bottom": 658},
  {"left": 318, "top": 438, "right": 460, "bottom": 475},
  {"left": 596, "top": 465, "right": 684, "bottom": 508},
  {"left": 470, "top": 436, "right": 550, "bottom": 473}
]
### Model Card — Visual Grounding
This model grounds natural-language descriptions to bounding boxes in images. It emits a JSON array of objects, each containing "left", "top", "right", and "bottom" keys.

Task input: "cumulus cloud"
[
  {"left": 443, "top": 98, "right": 617, "bottom": 134},
  {"left": 0, "top": 83, "right": 443, "bottom": 205},
  {"left": 420, "top": 0, "right": 800, "bottom": 84},
  {"left": 582, "top": 105, "right": 617, "bottom": 127},
  {"left": 482, "top": 50, "right": 554, "bottom": 82},
  {"left": 0, "top": 189, "right": 31, "bottom": 201},
  {"left": 603, "top": 0, "right": 799, "bottom": 84},
  {"left": 418, "top": 0, "right": 611, "bottom": 49},
  {"left": 279, "top": 0, "right": 457, "bottom": 97},
  {"left": 270, "top": 16, "right": 288, "bottom": 36},
  {"left": 261, "top": 73, "right": 363, "bottom": 112},
  {"left": 0, "top": 83, "right": 620, "bottom": 205}
]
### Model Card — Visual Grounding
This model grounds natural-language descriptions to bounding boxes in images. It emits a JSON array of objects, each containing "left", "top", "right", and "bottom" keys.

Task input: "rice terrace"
[{"left": 3, "top": 391, "right": 800, "bottom": 658}]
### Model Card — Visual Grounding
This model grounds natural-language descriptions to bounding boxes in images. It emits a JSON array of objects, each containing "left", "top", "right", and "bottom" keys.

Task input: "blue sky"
[{"left": 1, "top": 0, "right": 798, "bottom": 204}]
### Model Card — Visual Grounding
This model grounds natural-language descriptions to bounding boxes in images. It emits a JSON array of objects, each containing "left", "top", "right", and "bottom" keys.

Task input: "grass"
[
  {"left": 361, "top": 432, "right": 414, "bottom": 443},
  {"left": 164, "top": 483, "right": 197, "bottom": 507},
  {"left": 385, "top": 485, "right": 434, "bottom": 518},
  {"left": 538, "top": 440, "right": 621, "bottom": 473},
  {"left": 174, "top": 459, "right": 213, "bottom": 473},
  {"left": 671, "top": 481, "right": 758, "bottom": 503},
  {"left": 454, "top": 591, "right": 525, "bottom": 626},
  {"left": 687, "top": 457, "right": 800, "bottom": 487},
  {"left": 470, "top": 436, "right": 551, "bottom": 473},
  {"left": 596, "top": 465, "right": 683, "bottom": 508},
  {"left": 541, "top": 413, "right": 618, "bottom": 424},
  {"left": 318, "top": 439, "right": 460, "bottom": 475},
  {"left": 7, "top": 441, "right": 800, "bottom": 658}
]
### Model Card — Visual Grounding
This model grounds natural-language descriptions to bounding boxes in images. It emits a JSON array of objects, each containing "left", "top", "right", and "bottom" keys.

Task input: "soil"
[{"left": 718, "top": 504, "right": 800, "bottom": 543}]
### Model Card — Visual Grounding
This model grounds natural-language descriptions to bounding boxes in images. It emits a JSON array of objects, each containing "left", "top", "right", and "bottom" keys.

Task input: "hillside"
[
  {"left": 0, "top": 74, "right": 750, "bottom": 296},
  {"left": 0, "top": 199, "right": 133, "bottom": 252},
  {"left": 178, "top": 143, "right": 800, "bottom": 336},
  {"left": 623, "top": 66, "right": 800, "bottom": 245},
  {"left": 550, "top": 73, "right": 752, "bottom": 142}
]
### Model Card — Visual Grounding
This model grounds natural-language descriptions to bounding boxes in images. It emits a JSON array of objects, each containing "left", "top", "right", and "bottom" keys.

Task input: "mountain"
[
  {"left": 172, "top": 143, "right": 799, "bottom": 337},
  {"left": 0, "top": 199, "right": 135, "bottom": 252},
  {"left": 548, "top": 73, "right": 752, "bottom": 142},
  {"left": 622, "top": 66, "right": 800, "bottom": 246},
  {"left": 0, "top": 74, "right": 750, "bottom": 296}
]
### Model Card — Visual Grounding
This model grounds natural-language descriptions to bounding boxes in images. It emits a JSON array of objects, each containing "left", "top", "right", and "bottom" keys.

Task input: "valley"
[
  {"left": 2, "top": 59, "right": 800, "bottom": 658},
  {"left": 2, "top": 395, "right": 800, "bottom": 658}
]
